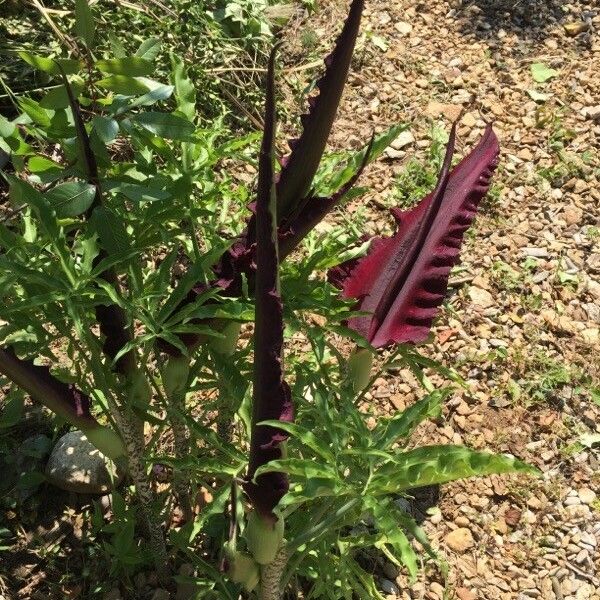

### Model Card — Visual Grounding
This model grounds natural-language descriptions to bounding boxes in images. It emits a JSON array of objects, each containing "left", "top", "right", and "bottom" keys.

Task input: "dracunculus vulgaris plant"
[{"left": 0, "top": 0, "right": 538, "bottom": 595}]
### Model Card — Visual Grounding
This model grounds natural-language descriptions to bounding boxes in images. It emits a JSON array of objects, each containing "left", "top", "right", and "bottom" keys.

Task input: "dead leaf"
[{"left": 504, "top": 507, "right": 522, "bottom": 527}]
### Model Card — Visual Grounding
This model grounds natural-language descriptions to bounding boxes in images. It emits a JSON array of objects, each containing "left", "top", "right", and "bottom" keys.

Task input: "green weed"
[{"left": 392, "top": 123, "right": 448, "bottom": 209}]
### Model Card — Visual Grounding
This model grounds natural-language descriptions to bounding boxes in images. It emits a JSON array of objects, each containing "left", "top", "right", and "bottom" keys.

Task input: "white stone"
[
  {"left": 390, "top": 130, "right": 415, "bottom": 150},
  {"left": 469, "top": 286, "right": 495, "bottom": 309},
  {"left": 394, "top": 21, "right": 413, "bottom": 35},
  {"left": 578, "top": 488, "right": 597, "bottom": 505},
  {"left": 45, "top": 430, "right": 123, "bottom": 494}
]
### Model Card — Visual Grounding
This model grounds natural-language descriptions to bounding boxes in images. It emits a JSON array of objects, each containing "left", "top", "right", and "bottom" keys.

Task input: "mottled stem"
[
  {"left": 169, "top": 396, "right": 193, "bottom": 522},
  {"left": 161, "top": 356, "right": 193, "bottom": 522},
  {"left": 216, "top": 379, "right": 235, "bottom": 444},
  {"left": 116, "top": 408, "right": 170, "bottom": 584},
  {"left": 259, "top": 543, "right": 287, "bottom": 600}
]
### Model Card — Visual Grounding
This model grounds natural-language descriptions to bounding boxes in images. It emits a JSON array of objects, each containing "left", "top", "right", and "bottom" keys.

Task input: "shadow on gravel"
[{"left": 452, "top": 0, "right": 594, "bottom": 44}]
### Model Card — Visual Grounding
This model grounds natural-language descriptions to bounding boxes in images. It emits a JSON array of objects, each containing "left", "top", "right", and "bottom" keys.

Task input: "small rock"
[
  {"left": 382, "top": 561, "right": 399, "bottom": 580},
  {"left": 517, "top": 148, "right": 533, "bottom": 161},
  {"left": 385, "top": 147, "right": 405, "bottom": 159},
  {"left": 564, "top": 495, "right": 581, "bottom": 506},
  {"left": 455, "top": 516, "right": 470, "bottom": 528},
  {"left": 380, "top": 578, "right": 400, "bottom": 596},
  {"left": 390, "top": 394, "right": 406, "bottom": 411},
  {"left": 581, "top": 328, "right": 599, "bottom": 345},
  {"left": 430, "top": 511, "right": 443, "bottom": 525},
  {"left": 444, "top": 527, "right": 475, "bottom": 552},
  {"left": 456, "top": 588, "right": 476, "bottom": 600},
  {"left": 494, "top": 517, "right": 508, "bottom": 534},
  {"left": 151, "top": 590, "right": 171, "bottom": 600},
  {"left": 522, "top": 247, "right": 549, "bottom": 258},
  {"left": 581, "top": 106, "right": 600, "bottom": 120},
  {"left": 578, "top": 488, "right": 597, "bottom": 505},
  {"left": 390, "top": 130, "right": 415, "bottom": 150},
  {"left": 394, "top": 21, "right": 413, "bottom": 35},
  {"left": 469, "top": 286, "right": 495, "bottom": 308},
  {"left": 462, "top": 112, "right": 477, "bottom": 127},
  {"left": 563, "top": 206, "right": 583, "bottom": 225},
  {"left": 444, "top": 67, "right": 461, "bottom": 82},
  {"left": 45, "top": 430, "right": 123, "bottom": 494},
  {"left": 425, "top": 101, "right": 462, "bottom": 121},
  {"left": 588, "top": 254, "right": 600, "bottom": 272},
  {"left": 456, "top": 401, "right": 472, "bottom": 416},
  {"left": 575, "top": 583, "right": 594, "bottom": 600},
  {"left": 564, "top": 21, "right": 591, "bottom": 36},
  {"left": 580, "top": 531, "right": 597, "bottom": 547}
]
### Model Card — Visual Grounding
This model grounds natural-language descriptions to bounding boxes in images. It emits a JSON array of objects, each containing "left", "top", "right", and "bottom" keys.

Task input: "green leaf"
[
  {"left": 170, "top": 54, "right": 196, "bottom": 122},
  {"left": 18, "top": 471, "right": 46, "bottom": 490},
  {"left": 92, "top": 116, "right": 119, "bottom": 143},
  {"left": 18, "top": 52, "right": 80, "bottom": 75},
  {"left": 258, "top": 420, "right": 336, "bottom": 462},
  {"left": 155, "top": 261, "right": 211, "bottom": 324},
  {"left": 371, "top": 446, "right": 538, "bottom": 493},
  {"left": 96, "top": 57, "right": 154, "bottom": 77},
  {"left": 28, "top": 155, "right": 62, "bottom": 173},
  {"left": 0, "top": 115, "right": 15, "bottom": 138},
  {"left": 0, "top": 394, "right": 24, "bottom": 429},
  {"left": 253, "top": 458, "right": 339, "bottom": 482},
  {"left": 18, "top": 98, "right": 51, "bottom": 127},
  {"left": 135, "top": 37, "right": 162, "bottom": 61},
  {"left": 374, "top": 390, "right": 447, "bottom": 451},
  {"left": 27, "top": 156, "right": 63, "bottom": 183},
  {"left": 46, "top": 181, "right": 96, "bottom": 217},
  {"left": 531, "top": 62, "right": 558, "bottom": 83},
  {"left": 90, "top": 206, "right": 131, "bottom": 256},
  {"left": 111, "top": 182, "right": 170, "bottom": 202},
  {"left": 9, "top": 177, "right": 62, "bottom": 243},
  {"left": 40, "top": 79, "right": 85, "bottom": 110},
  {"left": 132, "top": 112, "right": 195, "bottom": 140},
  {"left": 75, "top": 0, "right": 95, "bottom": 47},
  {"left": 108, "top": 33, "right": 126, "bottom": 58},
  {"left": 18, "top": 52, "right": 56, "bottom": 73},
  {"left": 366, "top": 497, "right": 418, "bottom": 580},
  {"left": 124, "top": 84, "right": 174, "bottom": 112},
  {"left": 315, "top": 124, "right": 407, "bottom": 197},
  {"left": 96, "top": 76, "right": 151, "bottom": 96}
]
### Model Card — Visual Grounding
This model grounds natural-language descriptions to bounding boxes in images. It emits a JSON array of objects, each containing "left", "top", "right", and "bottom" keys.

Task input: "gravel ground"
[{"left": 284, "top": 1, "right": 599, "bottom": 598}]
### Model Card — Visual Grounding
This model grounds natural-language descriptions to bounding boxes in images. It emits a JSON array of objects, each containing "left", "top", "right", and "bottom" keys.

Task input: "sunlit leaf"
[
  {"left": 531, "top": 62, "right": 558, "bottom": 83},
  {"left": 97, "top": 76, "right": 151, "bottom": 96},
  {"left": 96, "top": 57, "right": 154, "bottom": 77},
  {"left": 132, "top": 112, "right": 195, "bottom": 140},
  {"left": 46, "top": 181, "right": 96, "bottom": 217},
  {"left": 92, "top": 116, "right": 119, "bottom": 143}
]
